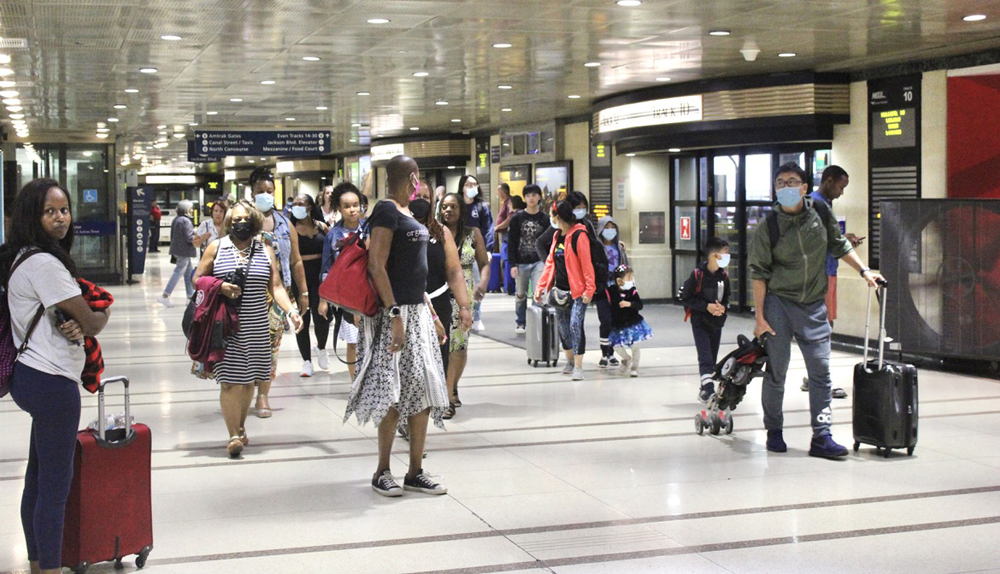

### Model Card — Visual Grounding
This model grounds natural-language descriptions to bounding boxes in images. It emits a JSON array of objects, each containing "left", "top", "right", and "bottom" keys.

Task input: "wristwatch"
[
  {"left": 389, "top": 305, "right": 402, "bottom": 318},
  {"left": 859, "top": 267, "right": 871, "bottom": 277}
]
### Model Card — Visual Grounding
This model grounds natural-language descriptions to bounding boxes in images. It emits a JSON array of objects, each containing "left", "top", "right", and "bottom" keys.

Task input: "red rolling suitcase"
[
  {"left": 62, "top": 376, "right": 153, "bottom": 573},
  {"left": 852, "top": 283, "right": 919, "bottom": 458}
]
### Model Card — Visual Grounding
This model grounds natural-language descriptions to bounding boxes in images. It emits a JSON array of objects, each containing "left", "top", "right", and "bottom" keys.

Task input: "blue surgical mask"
[
  {"left": 291, "top": 205, "right": 308, "bottom": 220},
  {"left": 601, "top": 228, "right": 617, "bottom": 241},
  {"left": 718, "top": 253, "right": 731, "bottom": 268},
  {"left": 551, "top": 217, "right": 559, "bottom": 228},
  {"left": 776, "top": 187, "right": 802, "bottom": 208},
  {"left": 573, "top": 208, "right": 588, "bottom": 220},
  {"left": 465, "top": 186, "right": 479, "bottom": 199},
  {"left": 255, "top": 193, "right": 275, "bottom": 213}
]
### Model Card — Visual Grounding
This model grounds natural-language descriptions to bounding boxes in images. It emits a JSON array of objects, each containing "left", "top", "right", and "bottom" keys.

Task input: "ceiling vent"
[{"left": 0, "top": 38, "right": 28, "bottom": 49}]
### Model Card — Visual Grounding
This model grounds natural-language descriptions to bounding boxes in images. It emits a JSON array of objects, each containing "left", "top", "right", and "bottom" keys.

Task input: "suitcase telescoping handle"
[
  {"left": 862, "top": 279, "right": 890, "bottom": 371},
  {"left": 97, "top": 375, "right": 132, "bottom": 442}
]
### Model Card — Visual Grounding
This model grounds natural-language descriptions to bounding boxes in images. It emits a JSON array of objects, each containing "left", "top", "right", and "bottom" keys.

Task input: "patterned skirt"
[
  {"left": 609, "top": 319, "right": 654, "bottom": 348},
  {"left": 344, "top": 304, "right": 449, "bottom": 429}
]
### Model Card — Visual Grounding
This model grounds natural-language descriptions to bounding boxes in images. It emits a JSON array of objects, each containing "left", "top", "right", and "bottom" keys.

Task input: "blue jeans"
[
  {"left": 10, "top": 363, "right": 81, "bottom": 570},
  {"left": 514, "top": 262, "right": 544, "bottom": 327},
  {"left": 164, "top": 256, "right": 194, "bottom": 299},
  {"left": 555, "top": 297, "right": 588, "bottom": 355},
  {"left": 761, "top": 293, "right": 834, "bottom": 438}
]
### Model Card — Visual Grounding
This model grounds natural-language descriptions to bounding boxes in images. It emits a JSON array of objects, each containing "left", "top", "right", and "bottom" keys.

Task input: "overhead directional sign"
[{"left": 194, "top": 131, "right": 331, "bottom": 157}]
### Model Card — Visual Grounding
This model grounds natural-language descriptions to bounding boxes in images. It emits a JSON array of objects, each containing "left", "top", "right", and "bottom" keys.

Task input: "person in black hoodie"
[
  {"left": 679, "top": 237, "right": 732, "bottom": 403},
  {"left": 607, "top": 264, "right": 653, "bottom": 377}
]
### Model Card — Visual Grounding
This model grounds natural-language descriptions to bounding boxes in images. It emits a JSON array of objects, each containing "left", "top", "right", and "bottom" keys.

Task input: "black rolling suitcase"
[
  {"left": 852, "top": 282, "right": 918, "bottom": 458},
  {"left": 526, "top": 303, "right": 559, "bottom": 368}
]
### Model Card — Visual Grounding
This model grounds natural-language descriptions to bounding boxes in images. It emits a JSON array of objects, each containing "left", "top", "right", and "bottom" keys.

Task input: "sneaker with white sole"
[
  {"left": 403, "top": 469, "right": 447, "bottom": 495},
  {"left": 472, "top": 320, "right": 486, "bottom": 333},
  {"left": 562, "top": 362, "right": 574, "bottom": 375},
  {"left": 608, "top": 357, "right": 620, "bottom": 368},
  {"left": 155, "top": 295, "right": 174, "bottom": 308},
  {"left": 315, "top": 347, "right": 329, "bottom": 370},
  {"left": 372, "top": 470, "right": 403, "bottom": 497},
  {"left": 514, "top": 325, "right": 526, "bottom": 335},
  {"left": 572, "top": 367, "right": 585, "bottom": 380},
  {"left": 300, "top": 360, "right": 314, "bottom": 377},
  {"left": 630, "top": 368, "right": 639, "bottom": 378},
  {"left": 598, "top": 356, "right": 609, "bottom": 368}
]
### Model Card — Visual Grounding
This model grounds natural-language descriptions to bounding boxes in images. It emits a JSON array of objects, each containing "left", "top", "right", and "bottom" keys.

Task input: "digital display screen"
[{"left": 872, "top": 108, "right": 916, "bottom": 149}]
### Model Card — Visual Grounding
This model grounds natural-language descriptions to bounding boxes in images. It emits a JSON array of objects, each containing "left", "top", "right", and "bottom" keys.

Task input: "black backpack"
[
  {"left": 570, "top": 226, "right": 609, "bottom": 294},
  {"left": 765, "top": 199, "right": 833, "bottom": 250}
]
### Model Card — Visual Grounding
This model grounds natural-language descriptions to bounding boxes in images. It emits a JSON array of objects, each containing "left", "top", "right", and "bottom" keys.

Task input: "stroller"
[{"left": 695, "top": 334, "right": 769, "bottom": 436}]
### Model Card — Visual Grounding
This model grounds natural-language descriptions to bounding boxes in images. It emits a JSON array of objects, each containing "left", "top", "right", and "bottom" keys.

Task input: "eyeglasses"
[{"left": 774, "top": 179, "right": 803, "bottom": 189}]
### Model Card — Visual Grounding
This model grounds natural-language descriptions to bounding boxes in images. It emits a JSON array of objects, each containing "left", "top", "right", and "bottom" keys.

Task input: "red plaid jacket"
[{"left": 77, "top": 278, "right": 113, "bottom": 393}]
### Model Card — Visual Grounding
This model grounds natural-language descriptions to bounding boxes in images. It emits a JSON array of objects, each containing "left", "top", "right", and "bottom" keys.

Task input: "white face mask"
[
  {"left": 550, "top": 217, "right": 559, "bottom": 228},
  {"left": 622, "top": 281, "right": 635, "bottom": 290},
  {"left": 573, "top": 208, "right": 588, "bottom": 220},
  {"left": 718, "top": 253, "right": 731, "bottom": 268},
  {"left": 601, "top": 228, "right": 617, "bottom": 241},
  {"left": 465, "top": 185, "right": 479, "bottom": 199}
]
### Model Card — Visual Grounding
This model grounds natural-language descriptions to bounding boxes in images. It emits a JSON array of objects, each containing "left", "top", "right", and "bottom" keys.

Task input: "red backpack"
[
  {"left": 0, "top": 249, "right": 44, "bottom": 398},
  {"left": 682, "top": 268, "right": 704, "bottom": 323}
]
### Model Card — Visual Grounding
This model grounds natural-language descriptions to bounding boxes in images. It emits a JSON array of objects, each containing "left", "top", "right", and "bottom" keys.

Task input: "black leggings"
[
  {"left": 596, "top": 295, "right": 614, "bottom": 358},
  {"left": 433, "top": 294, "right": 453, "bottom": 375},
  {"left": 295, "top": 271, "right": 331, "bottom": 361}
]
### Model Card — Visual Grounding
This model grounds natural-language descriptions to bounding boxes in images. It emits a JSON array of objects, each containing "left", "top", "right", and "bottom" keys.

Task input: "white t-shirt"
[
  {"left": 196, "top": 219, "right": 220, "bottom": 244},
  {"left": 9, "top": 251, "right": 86, "bottom": 384}
]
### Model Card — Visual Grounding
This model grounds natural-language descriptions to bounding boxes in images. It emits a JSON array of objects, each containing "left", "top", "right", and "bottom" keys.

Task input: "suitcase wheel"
[
  {"left": 883, "top": 448, "right": 892, "bottom": 459},
  {"left": 907, "top": 446, "right": 915, "bottom": 456},
  {"left": 694, "top": 414, "right": 705, "bottom": 435},
  {"left": 136, "top": 545, "right": 153, "bottom": 569},
  {"left": 853, "top": 441, "right": 860, "bottom": 452},
  {"left": 72, "top": 562, "right": 90, "bottom": 574}
]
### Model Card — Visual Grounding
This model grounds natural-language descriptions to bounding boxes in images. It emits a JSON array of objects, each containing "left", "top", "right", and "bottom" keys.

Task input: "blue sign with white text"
[
  {"left": 83, "top": 188, "right": 99, "bottom": 204},
  {"left": 127, "top": 186, "right": 154, "bottom": 275},
  {"left": 194, "top": 131, "right": 331, "bottom": 157}
]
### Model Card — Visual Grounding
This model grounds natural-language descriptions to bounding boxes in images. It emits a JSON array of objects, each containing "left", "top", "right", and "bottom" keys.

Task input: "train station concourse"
[{"left": 1, "top": 0, "right": 1000, "bottom": 573}]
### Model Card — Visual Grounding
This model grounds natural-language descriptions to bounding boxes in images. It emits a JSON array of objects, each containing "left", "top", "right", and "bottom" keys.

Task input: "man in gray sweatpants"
[{"left": 748, "top": 162, "right": 884, "bottom": 459}]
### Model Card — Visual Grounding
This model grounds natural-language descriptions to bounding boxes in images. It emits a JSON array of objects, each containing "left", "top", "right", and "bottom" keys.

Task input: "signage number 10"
[{"left": 903, "top": 90, "right": 913, "bottom": 102}]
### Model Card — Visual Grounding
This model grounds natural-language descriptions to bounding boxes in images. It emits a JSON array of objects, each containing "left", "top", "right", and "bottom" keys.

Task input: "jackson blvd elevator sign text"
[{"left": 194, "top": 131, "right": 331, "bottom": 157}]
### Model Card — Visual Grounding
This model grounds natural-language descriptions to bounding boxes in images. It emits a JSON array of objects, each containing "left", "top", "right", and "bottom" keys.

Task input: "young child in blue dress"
[{"left": 607, "top": 264, "right": 654, "bottom": 377}]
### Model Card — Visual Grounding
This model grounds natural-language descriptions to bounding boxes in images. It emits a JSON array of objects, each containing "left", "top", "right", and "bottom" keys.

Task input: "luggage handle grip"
[{"left": 97, "top": 376, "right": 132, "bottom": 443}]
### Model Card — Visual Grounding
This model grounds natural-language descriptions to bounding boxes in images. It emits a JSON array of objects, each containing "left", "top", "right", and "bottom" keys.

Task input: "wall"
[
  {"left": 612, "top": 152, "right": 673, "bottom": 299},
  {"left": 830, "top": 71, "right": 948, "bottom": 339},
  {"left": 563, "top": 122, "right": 590, "bottom": 197}
]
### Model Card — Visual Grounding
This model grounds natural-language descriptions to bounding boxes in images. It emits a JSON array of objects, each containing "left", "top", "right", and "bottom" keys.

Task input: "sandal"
[
  {"left": 452, "top": 393, "right": 462, "bottom": 408},
  {"left": 832, "top": 388, "right": 849, "bottom": 399},
  {"left": 227, "top": 436, "right": 244, "bottom": 458},
  {"left": 238, "top": 427, "right": 249, "bottom": 446},
  {"left": 255, "top": 395, "right": 273, "bottom": 419},
  {"left": 442, "top": 403, "right": 456, "bottom": 420}
]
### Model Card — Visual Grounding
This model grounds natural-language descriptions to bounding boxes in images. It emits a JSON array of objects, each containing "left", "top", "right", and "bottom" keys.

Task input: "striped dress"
[{"left": 212, "top": 236, "right": 272, "bottom": 385}]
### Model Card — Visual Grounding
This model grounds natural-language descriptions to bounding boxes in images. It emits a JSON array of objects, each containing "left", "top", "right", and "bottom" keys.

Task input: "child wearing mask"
[
  {"left": 679, "top": 237, "right": 732, "bottom": 402},
  {"left": 596, "top": 216, "right": 628, "bottom": 368},
  {"left": 607, "top": 265, "right": 653, "bottom": 377}
]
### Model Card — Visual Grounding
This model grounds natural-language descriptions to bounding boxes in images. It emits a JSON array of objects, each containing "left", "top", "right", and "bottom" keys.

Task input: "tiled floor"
[{"left": 2, "top": 253, "right": 999, "bottom": 574}]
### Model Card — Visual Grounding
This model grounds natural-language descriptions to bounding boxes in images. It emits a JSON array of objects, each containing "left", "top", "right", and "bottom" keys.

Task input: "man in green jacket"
[{"left": 749, "top": 162, "right": 884, "bottom": 459}]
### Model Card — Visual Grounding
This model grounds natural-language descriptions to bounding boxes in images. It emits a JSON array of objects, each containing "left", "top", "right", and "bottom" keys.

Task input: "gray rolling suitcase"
[{"left": 526, "top": 304, "right": 559, "bottom": 368}]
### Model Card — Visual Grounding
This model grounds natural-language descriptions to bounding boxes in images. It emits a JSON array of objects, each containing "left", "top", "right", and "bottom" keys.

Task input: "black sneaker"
[
  {"left": 598, "top": 357, "right": 609, "bottom": 368},
  {"left": 809, "top": 434, "right": 849, "bottom": 459},
  {"left": 403, "top": 469, "right": 447, "bottom": 495},
  {"left": 698, "top": 382, "right": 715, "bottom": 403},
  {"left": 766, "top": 429, "right": 788, "bottom": 453},
  {"left": 608, "top": 357, "right": 620, "bottom": 367},
  {"left": 372, "top": 470, "right": 403, "bottom": 497}
]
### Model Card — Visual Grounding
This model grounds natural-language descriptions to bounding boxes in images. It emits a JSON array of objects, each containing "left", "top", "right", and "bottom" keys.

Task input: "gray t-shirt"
[
  {"left": 170, "top": 216, "right": 197, "bottom": 258},
  {"left": 9, "top": 251, "right": 86, "bottom": 384}
]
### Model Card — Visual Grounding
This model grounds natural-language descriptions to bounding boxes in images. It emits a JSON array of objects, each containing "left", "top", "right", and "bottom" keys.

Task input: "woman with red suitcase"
[{"left": 1, "top": 179, "right": 111, "bottom": 574}]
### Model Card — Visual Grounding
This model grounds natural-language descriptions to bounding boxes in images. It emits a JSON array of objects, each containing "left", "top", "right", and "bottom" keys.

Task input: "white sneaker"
[
  {"left": 514, "top": 325, "right": 526, "bottom": 335},
  {"left": 300, "top": 361, "right": 314, "bottom": 377},
  {"left": 155, "top": 295, "right": 173, "bottom": 308},
  {"left": 473, "top": 320, "right": 486, "bottom": 333},
  {"left": 630, "top": 368, "right": 639, "bottom": 378},
  {"left": 572, "top": 367, "right": 585, "bottom": 381},
  {"left": 315, "top": 347, "right": 329, "bottom": 370},
  {"left": 618, "top": 358, "right": 631, "bottom": 374},
  {"left": 562, "top": 362, "right": 574, "bottom": 375}
]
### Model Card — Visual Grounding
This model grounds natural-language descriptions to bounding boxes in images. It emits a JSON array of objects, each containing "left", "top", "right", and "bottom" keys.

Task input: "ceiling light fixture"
[
  {"left": 616, "top": 0, "right": 641, "bottom": 6},
  {"left": 501, "top": 107, "right": 512, "bottom": 112},
  {"left": 584, "top": 62, "right": 601, "bottom": 67},
  {"left": 0, "top": 81, "right": 15, "bottom": 88},
  {"left": 206, "top": 111, "right": 218, "bottom": 115},
  {"left": 157, "top": 124, "right": 167, "bottom": 129},
  {"left": 349, "top": 138, "right": 357, "bottom": 143},
  {"left": 96, "top": 133, "right": 110, "bottom": 139},
  {"left": 0, "top": 90, "right": 18, "bottom": 97},
  {"left": 161, "top": 35, "right": 182, "bottom": 41},
  {"left": 626, "top": 153, "right": 636, "bottom": 157},
  {"left": 316, "top": 106, "right": 328, "bottom": 110},
  {"left": 493, "top": 43, "right": 512, "bottom": 49},
  {"left": 125, "top": 88, "right": 139, "bottom": 93},
  {"left": 113, "top": 104, "right": 127, "bottom": 109},
  {"left": 451, "top": 118, "right": 461, "bottom": 122},
  {"left": 189, "top": 122, "right": 198, "bottom": 126},
  {"left": 285, "top": 117, "right": 296, "bottom": 121},
  {"left": 367, "top": 18, "right": 390, "bottom": 24},
  {"left": 260, "top": 80, "right": 276, "bottom": 85},
  {"left": 410, "top": 127, "right": 420, "bottom": 131},
  {"left": 302, "top": 56, "right": 321, "bottom": 61},
  {"left": 435, "top": 100, "right": 448, "bottom": 106},
  {"left": 108, "top": 117, "right": 119, "bottom": 122},
  {"left": 0, "top": 55, "right": 10, "bottom": 64},
  {"left": 655, "top": 77, "right": 672, "bottom": 82},
  {"left": 778, "top": 52, "right": 796, "bottom": 57},
  {"left": 568, "top": 94, "right": 582, "bottom": 99},
  {"left": 668, "top": 148, "right": 681, "bottom": 152},
  {"left": 0, "top": 68, "right": 14, "bottom": 77},
  {"left": 139, "top": 67, "right": 158, "bottom": 74},
  {"left": 9, "top": 113, "right": 24, "bottom": 119},
  {"left": 963, "top": 14, "right": 987, "bottom": 21},
  {"left": 230, "top": 98, "right": 243, "bottom": 102},
  {"left": 6, "top": 106, "right": 22, "bottom": 112},
  {"left": 2, "top": 98, "right": 20, "bottom": 105},
  {"left": 173, "top": 133, "right": 185, "bottom": 138},
  {"left": 709, "top": 30, "right": 731, "bottom": 36},
  {"left": 412, "top": 71, "right": 429, "bottom": 77},
  {"left": 351, "top": 123, "right": 361, "bottom": 127},
  {"left": 357, "top": 91, "right": 370, "bottom": 96},
  {"left": 97, "top": 127, "right": 110, "bottom": 132},
  {"left": 497, "top": 84, "right": 512, "bottom": 90}
]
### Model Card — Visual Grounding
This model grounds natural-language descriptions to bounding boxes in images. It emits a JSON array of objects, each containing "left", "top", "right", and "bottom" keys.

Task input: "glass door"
[{"left": 670, "top": 156, "right": 706, "bottom": 297}]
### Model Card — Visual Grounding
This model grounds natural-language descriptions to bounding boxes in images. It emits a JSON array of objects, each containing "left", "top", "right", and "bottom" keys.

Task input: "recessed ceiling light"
[
  {"left": 0, "top": 68, "right": 14, "bottom": 77},
  {"left": 656, "top": 77, "right": 672, "bottom": 82},
  {"left": 260, "top": 80, "right": 276, "bottom": 85},
  {"left": 157, "top": 124, "right": 167, "bottom": 129},
  {"left": 357, "top": 91, "right": 371, "bottom": 96},
  {"left": 451, "top": 118, "right": 462, "bottom": 122},
  {"left": 97, "top": 127, "right": 110, "bottom": 132},
  {"left": 302, "top": 56, "right": 321, "bottom": 61},
  {"left": 668, "top": 148, "right": 681, "bottom": 152},
  {"left": 6, "top": 106, "right": 22, "bottom": 112},
  {"left": 113, "top": 104, "right": 127, "bottom": 109},
  {"left": 248, "top": 159, "right": 255, "bottom": 163},
  {"left": 349, "top": 138, "right": 357, "bottom": 143},
  {"left": 230, "top": 98, "right": 243, "bottom": 102},
  {"left": 316, "top": 106, "right": 328, "bottom": 110},
  {"left": 493, "top": 43, "right": 512, "bottom": 49},
  {"left": 709, "top": 30, "right": 731, "bottom": 36},
  {"left": 435, "top": 100, "right": 448, "bottom": 106},
  {"left": 0, "top": 90, "right": 18, "bottom": 97},
  {"left": 397, "top": 50, "right": 407, "bottom": 54},
  {"left": 963, "top": 14, "right": 987, "bottom": 21},
  {"left": 285, "top": 117, "right": 296, "bottom": 121},
  {"left": 189, "top": 122, "right": 198, "bottom": 126},
  {"left": 2, "top": 98, "right": 20, "bottom": 105},
  {"left": 616, "top": 0, "right": 641, "bottom": 6},
  {"left": 501, "top": 107, "right": 512, "bottom": 112},
  {"left": 0, "top": 55, "right": 10, "bottom": 65},
  {"left": 108, "top": 117, "right": 119, "bottom": 122},
  {"left": 0, "top": 81, "right": 15, "bottom": 88},
  {"left": 206, "top": 111, "right": 218, "bottom": 115},
  {"left": 626, "top": 153, "right": 636, "bottom": 157},
  {"left": 412, "top": 71, "right": 429, "bottom": 77},
  {"left": 778, "top": 52, "right": 796, "bottom": 57},
  {"left": 124, "top": 88, "right": 139, "bottom": 93},
  {"left": 158, "top": 131, "right": 167, "bottom": 135},
  {"left": 568, "top": 94, "right": 582, "bottom": 99},
  {"left": 584, "top": 62, "right": 601, "bottom": 67},
  {"left": 96, "top": 133, "right": 110, "bottom": 139},
  {"left": 139, "top": 67, "right": 157, "bottom": 74},
  {"left": 351, "top": 123, "right": 361, "bottom": 127},
  {"left": 367, "top": 18, "right": 390, "bottom": 24},
  {"left": 161, "top": 35, "right": 182, "bottom": 41},
  {"left": 9, "top": 113, "right": 24, "bottom": 119},
  {"left": 410, "top": 127, "right": 420, "bottom": 131},
  {"left": 173, "top": 133, "right": 185, "bottom": 138},
  {"left": 498, "top": 84, "right": 512, "bottom": 90}
]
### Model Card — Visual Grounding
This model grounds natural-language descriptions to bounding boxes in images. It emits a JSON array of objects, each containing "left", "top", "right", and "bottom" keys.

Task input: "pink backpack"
[{"left": 0, "top": 250, "right": 44, "bottom": 398}]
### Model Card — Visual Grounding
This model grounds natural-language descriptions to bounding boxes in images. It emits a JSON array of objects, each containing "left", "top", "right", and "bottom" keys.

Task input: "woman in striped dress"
[{"left": 194, "top": 200, "right": 303, "bottom": 458}]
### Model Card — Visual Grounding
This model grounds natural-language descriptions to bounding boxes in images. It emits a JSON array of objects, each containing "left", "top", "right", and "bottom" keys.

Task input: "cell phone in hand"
[{"left": 54, "top": 309, "right": 82, "bottom": 346}]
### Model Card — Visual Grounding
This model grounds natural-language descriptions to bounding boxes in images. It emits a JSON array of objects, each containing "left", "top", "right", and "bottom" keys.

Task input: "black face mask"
[
  {"left": 231, "top": 221, "right": 253, "bottom": 241},
  {"left": 409, "top": 199, "right": 431, "bottom": 223}
]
